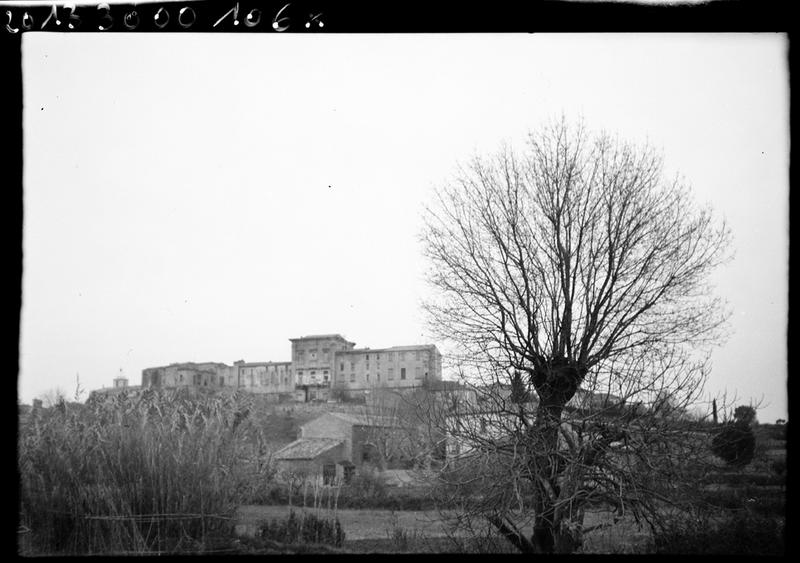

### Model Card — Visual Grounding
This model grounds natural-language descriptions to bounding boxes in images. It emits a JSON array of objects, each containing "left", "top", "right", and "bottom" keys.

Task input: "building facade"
[{"left": 138, "top": 333, "right": 442, "bottom": 400}]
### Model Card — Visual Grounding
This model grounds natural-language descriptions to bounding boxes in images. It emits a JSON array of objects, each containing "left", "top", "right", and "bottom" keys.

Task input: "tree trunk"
[{"left": 527, "top": 360, "right": 585, "bottom": 553}]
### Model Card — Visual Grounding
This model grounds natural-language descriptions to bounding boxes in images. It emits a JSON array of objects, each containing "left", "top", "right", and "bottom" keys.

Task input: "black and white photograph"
[{"left": 11, "top": 2, "right": 788, "bottom": 555}]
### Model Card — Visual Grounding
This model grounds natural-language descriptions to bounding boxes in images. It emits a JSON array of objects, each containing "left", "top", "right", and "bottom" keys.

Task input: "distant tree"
[
  {"left": 734, "top": 405, "right": 757, "bottom": 426},
  {"left": 38, "top": 387, "right": 68, "bottom": 409},
  {"left": 711, "top": 420, "right": 755, "bottom": 467},
  {"left": 509, "top": 371, "right": 531, "bottom": 404},
  {"left": 421, "top": 118, "right": 731, "bottom": 553}
]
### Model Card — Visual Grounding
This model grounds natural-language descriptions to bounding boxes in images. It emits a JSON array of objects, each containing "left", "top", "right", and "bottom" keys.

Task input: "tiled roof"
[{"left": 274, "top": 438, "right": 343, "bottom": 460}]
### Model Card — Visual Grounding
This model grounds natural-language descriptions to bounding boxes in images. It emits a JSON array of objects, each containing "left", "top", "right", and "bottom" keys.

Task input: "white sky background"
[{"left": 19, "top": 33, "right": 788, "bottom": 422}]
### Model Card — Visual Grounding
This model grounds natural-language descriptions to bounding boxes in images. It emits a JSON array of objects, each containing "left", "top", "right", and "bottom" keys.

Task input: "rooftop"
[
  {"left": 289, "top": 334, "right": 354, "bottom": 342},
  {"left": 274, "top": 438, "right": 343, "bottom": 460},
  {"left": 337, "top": 344, "right": 438, "bottom": 354}
]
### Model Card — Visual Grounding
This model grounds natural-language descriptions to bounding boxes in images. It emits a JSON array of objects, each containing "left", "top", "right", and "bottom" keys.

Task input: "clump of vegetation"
[
  {"left": 653, "top": 508, "right": 784, "bottom": 554},
  {"left": 18, "top": 389, "right": 274, "bottom": 555},
  {"left": 711, "top": 406, "right": 757, "bottom": 467},
  {"left": 258, "top": 510, "right": 344, "bottom": 548}
]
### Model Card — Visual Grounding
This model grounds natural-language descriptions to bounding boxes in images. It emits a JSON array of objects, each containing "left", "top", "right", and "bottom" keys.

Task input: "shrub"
[
  {"left": 18, "top": 389, "right": 273, "bottom": 555},
  {"left": 653, "top": 508, "right": 784, "bottom": 554},
  {"left": 258, "top": 511, "right": 344, "bottom": 547},
  {"left": 711, "top": 421, "right": 755, "bottom": 467}
]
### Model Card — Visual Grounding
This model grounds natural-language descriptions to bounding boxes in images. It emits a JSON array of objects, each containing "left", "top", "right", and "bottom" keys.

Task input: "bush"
[
  {"left": 653, "top": 508, "right": 784, "bottom": 554},
  {"left": 18, "top": 389, "right": 273, "bottom": 555},
  {"left": 258, "top": 511, "right": 344, "bottom": 547},
  {"left": 711, "top": 422, "right": 755, "bottom": 467}
]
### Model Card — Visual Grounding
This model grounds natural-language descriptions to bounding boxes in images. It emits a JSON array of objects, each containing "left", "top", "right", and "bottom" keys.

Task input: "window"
[
  {"left": 366, "top": 373, "right": 370, "bottom": 382},
  {"left": 350, "top": 372, "right": 355, "bottom": 382},
  {"left": 377, "top": 353, "right": 380, "bottom": 360},
  {"left": 343, "top": 465, "right": 355, "bottom": 484},
  {"left": 401, "top": 351, "right": 407, "bottom": 361},
  {"left": 377, "top": 373, "right": 380, "bottom": 381},
  {"left": 401, "top": 367, "right": 406, "bottom": 380},
  {"left": 415, "top": 350, "right": 420, "bottom": 361},
  {"left": 366, "top": 354, "right": 369, "bottom": 361},
  {"left": 350, "top": 361, "right": 355, "bottom": 371},
  {"left": 388, "top": 368, "right": 394, "bottom": 380},
  {"left": 179, "top": 373, "right": 184, "bottom": 382},
  {"left": 323, "top": 370, "right": 328, "bottom": 376},
  {"left": 415, "top": 366, "right": 422, "bottom": 379},
  {"left": 340, "top": 363, "right": 344, "bottom": 372}
]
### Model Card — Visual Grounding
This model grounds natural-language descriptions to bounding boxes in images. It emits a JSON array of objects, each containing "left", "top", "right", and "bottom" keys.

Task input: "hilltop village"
[{"left": 93, "top": 334, "right": 443, "bottom": 403}]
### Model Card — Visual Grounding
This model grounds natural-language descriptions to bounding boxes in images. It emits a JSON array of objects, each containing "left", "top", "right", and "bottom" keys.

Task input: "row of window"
[
  {"left": 345, "top": 367, "right": 427, "bottom": 383},
  {"left": 294, "top": 347, "right": 332, "bottom": 362},
  {"left": 294, "top": 349, "right": 430, "bottom": 363}
]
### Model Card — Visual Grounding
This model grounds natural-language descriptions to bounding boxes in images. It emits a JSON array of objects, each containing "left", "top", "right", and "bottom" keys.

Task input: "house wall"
[
  {"left": 291, "top": 335, "right": 355, "bottom": 387},
  {"left": 300, "top": 413, "right": 355, "bottom": 461},
  {"left": 233, "top": 362, "right": 294, "bottom": 393},
  {"left": 332, "top": 345, "right": 442, "bottom": 391}
]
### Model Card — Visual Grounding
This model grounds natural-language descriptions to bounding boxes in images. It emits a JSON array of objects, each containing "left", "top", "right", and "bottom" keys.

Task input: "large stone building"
[{"left": 139, "top": 334, "right": 442, "bottom": 401}]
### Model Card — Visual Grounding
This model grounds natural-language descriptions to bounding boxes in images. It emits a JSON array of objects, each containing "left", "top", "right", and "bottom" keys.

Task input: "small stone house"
[{"left": 273, "top": 411, "right": 403, "bottom": 484}]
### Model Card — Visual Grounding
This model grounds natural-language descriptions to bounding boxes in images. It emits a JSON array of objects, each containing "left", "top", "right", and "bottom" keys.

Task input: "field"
[
  {"left": 17, "top": 391, "right": 786, "bottom": 555},
  {"left": 235, "top": 505, "right": 653, "bottom": 553}
]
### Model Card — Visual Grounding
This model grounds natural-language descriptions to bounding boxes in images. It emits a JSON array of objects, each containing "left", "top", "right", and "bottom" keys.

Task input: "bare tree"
[{"left": 420, "top": 119, "right": 732, "bottom": 553}]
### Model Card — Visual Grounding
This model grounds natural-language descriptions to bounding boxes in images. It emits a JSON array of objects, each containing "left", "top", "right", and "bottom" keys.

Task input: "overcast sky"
[{"left": 19, "top": 33, "right": 787, "bottom": 422}]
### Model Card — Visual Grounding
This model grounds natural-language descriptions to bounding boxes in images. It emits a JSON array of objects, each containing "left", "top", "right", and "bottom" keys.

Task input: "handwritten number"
[
  {"left": 305, "top": 12, "right": 324, "bottom": 29},
  {"left": 97, "top": 3, "right": 113, "bottom": 31},
  {"left": 41, "top": 4, "right": 60, "bottom": 29},
  {"left": 64, "top": 4, "right": 81, "bottom": 30},
  {"left": 5, "top": 10, "right": 19, "bottom": 34},
  {"left": 123, "top": 10, "right": 139, "bottom": 30},
  {"left": 272, "top": 3, "right": 290, "bottom": 31},
  {"left": 154, "top": 7, "right": 169, "bottom": 28},
  {"left": 178, "top": 7, "right": 196, "bottom": 29},
  {"left": 244, "top": 8, "right": 261, "bottom": 27},
  {"left": 214, "top": 2, "right": 239, "bottom": 27},
  {"left": 21, "top": 11, "right": 34, "bottom": 31}
]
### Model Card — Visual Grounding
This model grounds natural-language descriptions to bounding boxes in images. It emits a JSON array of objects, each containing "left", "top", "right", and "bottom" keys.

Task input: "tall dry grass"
[{"left": 18, "top": 388, "right": 275, "bottom": 555}]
